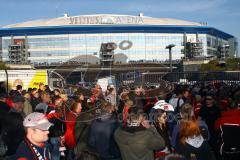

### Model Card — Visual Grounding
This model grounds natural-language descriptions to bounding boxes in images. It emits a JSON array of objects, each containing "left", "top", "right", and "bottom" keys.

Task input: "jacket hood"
[
  {"left": 97, "top": 112, "right": 113, "bottom": 120},
  {"left": 185, "top": 135, "right": 204, "bottom": 148},
  {"left": 116, "top": 126, "right": 149, "bottom": 144}
]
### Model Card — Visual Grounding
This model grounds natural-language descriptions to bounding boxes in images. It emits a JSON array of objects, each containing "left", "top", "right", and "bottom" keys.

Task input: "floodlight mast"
[{"left": 166, "top": 44, "right": 175, "bottom": 72}]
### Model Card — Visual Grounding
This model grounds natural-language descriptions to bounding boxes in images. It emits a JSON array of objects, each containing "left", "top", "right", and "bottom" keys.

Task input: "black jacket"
[
  {"left": 88, "top": 113, "right": 121, "bottom": 160},
  {"left": 0, "top": 101, "right": 10, "bottom": 132},
  {"left": 2, "top": 109, "right": 25, "bottom": 156},
  {"left": 48, "top": 110, "right": 66, "bottom": 138},
  {"left": 48, "top": 117, "right": 66, "bottom": 137},
  {"left": 199, "top": 104, "right": 221, "bottom": 135},
  {"left": 155, "top": 123, "right": 172, "bottom": 152},
  {"left": 74, "top": 109, "right": 96, "bottom": 156},
  {"left": 176, "top": 136, "right": 216, "bottom": 160}
]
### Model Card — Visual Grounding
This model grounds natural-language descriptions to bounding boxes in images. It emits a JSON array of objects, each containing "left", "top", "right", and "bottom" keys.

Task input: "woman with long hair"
[
  {"left": 171, "top": 103, "right": 210, "bottom": 149},
  {"left": 151, "top": 99, "right": 174, "bottom": 159},
  {"left": 154, "top": 109, "right": 173, "bottom": 158},
  {"left": 176, "top": 120, "right": 215, "bottom": 160}
]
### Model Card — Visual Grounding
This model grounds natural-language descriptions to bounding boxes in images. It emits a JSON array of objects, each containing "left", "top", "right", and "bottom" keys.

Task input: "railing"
[{"left": 116, "top": 71, "right": 240, "bottom": 86}]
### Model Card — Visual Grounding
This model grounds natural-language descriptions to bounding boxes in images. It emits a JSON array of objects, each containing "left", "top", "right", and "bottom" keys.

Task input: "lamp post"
[{"left": 166, "top": 44, "right": 175, "bottom": 72}]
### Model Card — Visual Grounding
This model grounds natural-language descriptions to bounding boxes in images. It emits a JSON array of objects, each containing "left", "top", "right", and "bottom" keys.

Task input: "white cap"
[
  {"left": 23, "top": 112, "right": 53, "bottom": 130},
  {"left": 153, "top": 100, "right": 174, "bottom": 112}
]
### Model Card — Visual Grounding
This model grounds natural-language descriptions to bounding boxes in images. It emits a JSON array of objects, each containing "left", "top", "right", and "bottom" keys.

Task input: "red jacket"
[
  {"left": 222, "top": 108, "right": 240, "bottom": 117},
  {"left": 214, "top": 109, "right": 240, "bottom": 131},
  {"left": 122, "top": 106, "right": 129, "bottom": 127},
  {"left": 6, "top": 97, "right": 13, "bottom": 107},
  {"left": 64, "top": 112, "right": 78, "bottom": 148}
]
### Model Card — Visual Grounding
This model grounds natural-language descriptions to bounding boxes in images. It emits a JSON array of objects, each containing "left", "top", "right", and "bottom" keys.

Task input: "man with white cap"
[{"left": 14, "top": 112, "right": 53, "bottom": 160}]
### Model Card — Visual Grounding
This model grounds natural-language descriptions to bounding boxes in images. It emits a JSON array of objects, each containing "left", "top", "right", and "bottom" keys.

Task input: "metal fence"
[{"left": 116, "top": 71, "right": 240, "bottom": 86}]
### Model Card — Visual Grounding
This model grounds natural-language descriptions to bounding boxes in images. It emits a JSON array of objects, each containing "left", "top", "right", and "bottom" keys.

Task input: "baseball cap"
[
  {"left": 12, "top": 95, "right": 25, "bottom": 103},
  {"left": 153, "top": 100, "right": 174, "bottom": 112},
  {"left": 23, "top": 112, "right": 53, "bottom": 130}
]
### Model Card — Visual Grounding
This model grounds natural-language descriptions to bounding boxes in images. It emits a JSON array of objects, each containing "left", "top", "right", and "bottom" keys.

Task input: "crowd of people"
[{"left": 0, "top": 80, "right": 240, "bottom": 160}]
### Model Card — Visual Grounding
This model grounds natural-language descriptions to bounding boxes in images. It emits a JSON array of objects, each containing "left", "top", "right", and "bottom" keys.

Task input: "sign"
[
  {"left": 97, "top": 76, "right": 116, "bottom": 93},
  {"left": 69, "top": 16, "right": 144, "bottom": 25},
  {"left": 97, "top": 78, "right": 109, "bottom": 93}
]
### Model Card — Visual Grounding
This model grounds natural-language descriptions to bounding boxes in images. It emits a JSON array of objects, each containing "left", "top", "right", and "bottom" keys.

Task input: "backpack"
[
  {"left": 220, "top": 124, "right": 240, "bottom": 159},
  {"left": 0, "top": 131, "right": 8, "bottom": 156}
]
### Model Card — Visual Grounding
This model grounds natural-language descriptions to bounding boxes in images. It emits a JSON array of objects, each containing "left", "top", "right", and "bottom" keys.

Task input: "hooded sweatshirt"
[
  {"left": 176, "top": 135, "right": 215, "bottom": 160},
  {"left": 114, "top": 126, "right": 165, "bottom": 160}
]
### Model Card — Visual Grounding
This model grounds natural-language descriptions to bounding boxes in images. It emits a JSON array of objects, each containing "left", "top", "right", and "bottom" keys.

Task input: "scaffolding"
[
  {"left": 99, "top": 42, "right": 116, "bottom": 67},
  {"left": 8, "top": 41, "right": 30, "bottom": 64},
  {"left": 182, "top": 33, "right": 203, "bottom": 59}
]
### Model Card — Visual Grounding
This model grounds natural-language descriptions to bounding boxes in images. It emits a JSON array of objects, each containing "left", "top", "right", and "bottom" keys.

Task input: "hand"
[
  {"left": 141, "top": 120, "right": 151, "bottom": 129},
  {"left": 60, "top": 136, "right": 65, "bottom": 146}
]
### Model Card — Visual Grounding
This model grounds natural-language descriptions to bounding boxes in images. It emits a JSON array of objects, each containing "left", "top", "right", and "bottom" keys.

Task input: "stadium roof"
[
  {"left": 0, "top": 14, "right": 234, "bottom": 40},
  {"left": 3, "top": 14, "right": 202, "bottom": 28}
]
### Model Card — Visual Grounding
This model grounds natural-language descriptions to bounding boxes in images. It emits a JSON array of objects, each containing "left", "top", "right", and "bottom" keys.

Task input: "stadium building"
[{"left": 0, "top": 14, "right": 238, "bottom": 65}]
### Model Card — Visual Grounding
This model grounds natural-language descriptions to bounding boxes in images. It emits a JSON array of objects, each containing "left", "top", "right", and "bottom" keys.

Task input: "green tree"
[
  {"left": 200, "top": 58, "right": 240, "bottom": 71},
  {"left": 0, "top": 61, "right": 9, "bottom": 69}
]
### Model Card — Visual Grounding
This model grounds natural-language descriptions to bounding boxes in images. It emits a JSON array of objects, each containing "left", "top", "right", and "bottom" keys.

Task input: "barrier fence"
[{"left": 116, "top": 71, "right": 240, "bottom": 85}]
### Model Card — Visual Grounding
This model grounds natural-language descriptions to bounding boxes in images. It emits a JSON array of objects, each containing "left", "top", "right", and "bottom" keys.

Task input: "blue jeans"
[{"left": 49, "top": 137, "right": 60, "bottom": 160}]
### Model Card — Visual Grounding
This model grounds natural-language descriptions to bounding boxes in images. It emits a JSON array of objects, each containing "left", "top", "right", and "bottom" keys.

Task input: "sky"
[{"left": 0, "top": 0, "right": 239, "bottom": 50}]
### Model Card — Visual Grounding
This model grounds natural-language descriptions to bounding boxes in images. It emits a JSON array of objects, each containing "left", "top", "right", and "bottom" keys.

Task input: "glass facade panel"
[{"left": 2, "top": 32, "right": 231, "bottom": 64}]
